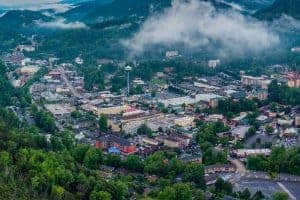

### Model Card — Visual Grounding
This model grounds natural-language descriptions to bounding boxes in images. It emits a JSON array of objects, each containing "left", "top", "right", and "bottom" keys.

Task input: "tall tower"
[{"left": 125, "top": 66, "right": 132, "bottom": 96}]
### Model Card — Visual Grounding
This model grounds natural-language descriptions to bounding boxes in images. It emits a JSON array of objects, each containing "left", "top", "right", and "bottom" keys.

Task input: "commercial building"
[
  {"left": 174, "top": 116, "right": 195, "bottom": 127},
  {"left": 96, "top": 135, "right": 137, "bottom": 155},
  {"left": 241, "top": 75, "right": 271, "bottom": 89},
  {"left": 157, "top": 93, "right": 222, "bottom": 108},
  {"left": 295, "top": 115, "right": 300, "bottom": 127},
  {"left": 165, "top": 50, "right": 179, "bottom": 58},
  {"left": 142, "top": 137, "right": 160, "bottom": 146},
  {"left": 20, "top": 65, "right": 40, "bottom": 75},
  {"left": 286, "top": 72, "right": 300, "bottom": 88},
  {"left": 232, "top": 149, "right": 271, "bottom": 158},
  {"left": 81, "top": 104, "right": 130, "bottom": 116},
  {"left": 205, "top": 164, "right": 236, "bottom": 174},
  {"left": 208, "top": 59, "right": 220, "bottom": 68}
]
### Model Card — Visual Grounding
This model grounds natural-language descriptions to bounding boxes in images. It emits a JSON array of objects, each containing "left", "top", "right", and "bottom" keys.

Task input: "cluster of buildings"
[
  {"left": 4, "top": 43, "right": 296, "bottom": 192},
  {"left": 9, "top": 53, "right": 293, "bottom": 166}
]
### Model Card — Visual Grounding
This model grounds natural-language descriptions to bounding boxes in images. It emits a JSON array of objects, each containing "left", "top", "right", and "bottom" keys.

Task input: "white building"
[
  {"left": 233, "top": 149, "right": 271, "bottom": 158},
  {"left": 75, "top": 57, "right": 84, "bottom": 65},
  {"left": 158, "top": 93, "right": 222, "bottom": 107},
  {"left": 208, "top": 59, "right": 220, "bottom": 68},
  {"left": 165, "top": 51, "right": 179, "bottom": 58},
  {"left": 231, "top": 125, "right": 250, "bottom": 140},
  {"left": 45, "top": 104, "right": 75, "bottom": 117}
]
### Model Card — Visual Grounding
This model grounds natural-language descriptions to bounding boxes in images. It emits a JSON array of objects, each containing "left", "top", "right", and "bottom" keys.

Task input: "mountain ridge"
[{"left": 255, "top": 0, "right": 300, "bottom": 20}]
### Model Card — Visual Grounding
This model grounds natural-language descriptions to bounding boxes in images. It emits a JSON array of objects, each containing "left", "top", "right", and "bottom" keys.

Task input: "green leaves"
[{"left": 83, "top": 147, "right": 103, "bottom": 170}]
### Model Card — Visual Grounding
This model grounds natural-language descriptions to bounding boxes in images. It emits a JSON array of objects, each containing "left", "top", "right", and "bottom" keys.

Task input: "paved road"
[
  {"left": 230, "top": 158, "right": 247, "bottom": 175},
  {"left": 277, "top": 182, "right": 297, "bottom": 200},
  {"left": 58, "top": 67, "right": 83, "bottom": 99}
]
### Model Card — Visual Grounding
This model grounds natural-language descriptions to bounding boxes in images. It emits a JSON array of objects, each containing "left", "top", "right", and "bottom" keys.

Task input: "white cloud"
[
  {"left": 26, "top": 3, "right": 74, "bottom": 13},
  {"left": 36, "top": 18, "right": 88, "bottom": 29},
  {"left": 123, "top": 0, "right": 279, "bottom": 57},
  {"left": 0, "top": 0, "right": 57, "bottom": 7},
  {"left": 0, "top": 0, "right": 74, "bottom": 13}
]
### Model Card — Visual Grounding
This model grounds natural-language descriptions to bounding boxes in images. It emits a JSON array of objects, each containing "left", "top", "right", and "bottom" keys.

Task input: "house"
[
  {"left": 231, "top": 112, "right": 248, "bottom": 125},
  {"left": 158, "top": 134, "right": 191, "bottom": 149},
  {"left": 45, "top": 104, "right": 75, "bottom": 118},
  {"left": 231, "top": 125, "right": 250, "bottom": 140},
  {"left": 96, "top": 135, "right": 137, "bottom": 155},
  {"left": 206, "top": 114, "right": 225, "bottom": 122}
]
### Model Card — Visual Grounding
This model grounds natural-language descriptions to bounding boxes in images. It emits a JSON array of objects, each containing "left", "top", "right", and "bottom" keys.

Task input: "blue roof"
[{"left": 108, "top": 147, "right": 121, "bottom": 154}]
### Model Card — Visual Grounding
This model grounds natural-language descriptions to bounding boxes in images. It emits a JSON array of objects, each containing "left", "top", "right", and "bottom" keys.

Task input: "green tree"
[
  {"left": 51, "top": 185, "right": 65, "bottom": 200},
  {"left": 98, "top": 114, "right": 108, "bottom": 133},
  {"left": 184, "top": 163, "right": 206, "bottom": 189},
  {"left": 137, "top": 124, "right": 153, "bottom": 138},
  {"left": 90, "top": 190, "right": 112, "bottom": 200},
  {"left": 268, "top": 80, "right": 281, "bottom": 103},
  {"left": 158, "top": 183, "right": 192, "bottom": 200},
  {"left": 105, "top": 154, "right": 121, "bottom": 167},
  {"left": 272, "top": 192, "right": 288, "bottom": 200},
  {"left": 123, "top": 155, "right": 144, "bottom": 172},
  {"left": 265, "top": 125, "right": 274, "bottom": 134},
  {"left": 83, "top": 147, "right": 103, "bottom": 170}
]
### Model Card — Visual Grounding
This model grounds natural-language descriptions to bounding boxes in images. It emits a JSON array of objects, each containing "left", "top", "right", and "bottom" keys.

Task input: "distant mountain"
[
  {"left": 64, "top": 0, "right": 173, "bottom": 22},
  {"left": 255, "top": 0, "right": 300, "bottom": 20},
  {"left": 225, "top": 0, "right": 274, "bottom": 11},
  {"left": 0, "top": 10, "right": 50, "bottom": 28},
  {"left": 64, "top": 0, "right": 234, "bottom": 22}
]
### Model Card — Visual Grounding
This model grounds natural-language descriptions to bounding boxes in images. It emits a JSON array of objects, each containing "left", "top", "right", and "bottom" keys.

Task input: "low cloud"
[
  {"left": 26, "top": 3, "right": 74, "bottom": 13},
  {"left": 0, "top": 0, "right": 74, "bottom": 13},
  {"left": 0, "top": 0, "right": 59, "bottom": 7},
  {"left": 36, "top": 18, "right": 88, "bottom": 29},
  {"left": 123, "top": 0, "right": 279, "bottom": 57}
]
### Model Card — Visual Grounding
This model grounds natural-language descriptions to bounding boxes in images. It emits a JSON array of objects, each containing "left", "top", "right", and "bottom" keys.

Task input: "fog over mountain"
[{"left": 123, "top": 0, "right": 279, "bottom": 58}]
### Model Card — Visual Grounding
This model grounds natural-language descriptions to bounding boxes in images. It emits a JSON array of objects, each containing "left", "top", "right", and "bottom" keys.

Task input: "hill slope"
[{"left": 255, "top": 0, "right": 300, "bottom": 20}]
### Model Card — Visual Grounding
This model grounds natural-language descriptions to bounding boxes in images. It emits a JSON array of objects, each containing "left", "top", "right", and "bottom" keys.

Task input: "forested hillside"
[{"left": 255, "top": 0, "right": 300, "bottom": 20}]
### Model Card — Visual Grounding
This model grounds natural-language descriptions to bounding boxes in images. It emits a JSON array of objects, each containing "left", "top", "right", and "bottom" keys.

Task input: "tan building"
[
  {"left": 81, "top": 104, "right": 129, "bottom": 116},
  {"left": 45, "top": 104, "right": 75, "bottom": 118},
  {"left": 286, "top": 72, "right": 300, "bottom": 88},
  {"left": 142, "top": 137, "right": 160, "bottom": 146},
  {"left": 174, "top": 116, "right": 195, "bottom": 127},
  {"left": 241, "top": 75, "right": 271, "bottom": 89},
  {"left": 20, "top": 65, "right": 40, "bottom": 75},
  {"left": 295, "top": 115, "right": 300, "bottom": 127}
]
